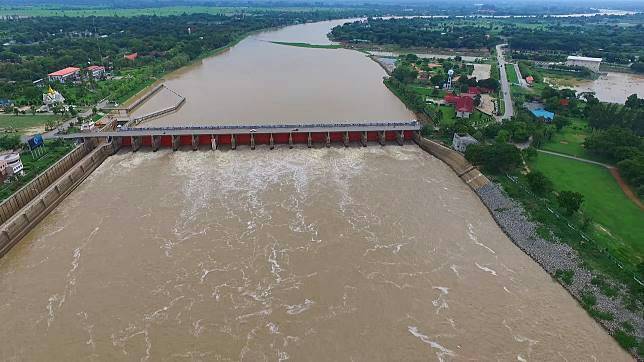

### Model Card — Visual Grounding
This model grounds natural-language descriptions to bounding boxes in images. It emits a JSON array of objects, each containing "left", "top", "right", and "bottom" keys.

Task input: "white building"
[
  {"left": 452, "top": 133, "right": 479, "bottom": 152},
  {"left": 566, "top": 56, "right": 602, "bottom": 73},
  {"left": 47, "top": 66, "right": 80, "bottom": 83},
  {"left": 0, "top": 152, "right": 24, "bottom": 178},
  {"left": 42, "top": 86, "right": 65, "bottom": 110}
]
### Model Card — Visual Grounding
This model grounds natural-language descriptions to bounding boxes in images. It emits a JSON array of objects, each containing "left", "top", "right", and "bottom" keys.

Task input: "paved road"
[
  {"left": 537, "top": 149, "right": 611, "bottom": 168},
  {"left": 495, "top": 44, "right": 514, "bottom": 120},
  {"left": 513, "top": 63, "right": 529, "bottom": 88},
  {"left": 50, "top": 122, "right": 421, "bottom": 140}
]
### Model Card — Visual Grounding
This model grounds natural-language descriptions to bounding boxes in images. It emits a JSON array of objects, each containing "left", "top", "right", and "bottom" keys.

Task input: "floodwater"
[
  {"left": 547, "top": 71, "right": 644, "bottom": 104},
  {"left": 131, "top": 20, "right": 413, "bottom": 126},
  {"left": 0, "top": 20, "right": 631, "bottom": 361}
]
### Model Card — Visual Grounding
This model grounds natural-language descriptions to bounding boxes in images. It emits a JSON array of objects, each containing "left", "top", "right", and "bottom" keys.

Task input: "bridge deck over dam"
[{"left": 53, "top": 121, "right": 421, "bottom": 150}]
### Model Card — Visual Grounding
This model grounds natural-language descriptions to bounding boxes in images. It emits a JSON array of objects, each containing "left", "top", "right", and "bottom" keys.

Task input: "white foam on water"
[
  {"left": 267, "top": 322, "right": 280, "bottom": 334},
  {"left": 407, "top": 326, "right": 455, "bottom": 361},
  {"left": 517, "top": 355, "right": 527, "bottom": 362},
  {"left": 432, "top": 287, "right": 450, "bottom": 314},
  {"left": 475, "top": 262, "right": 497, "bottom": 276},
  {"left": 449, "top": 264, "right": 461, "bottom": 279},
  {"left": 285, "top": 299, "right": 315, "bottom": 315},
  {"left": 467, "top": 223, "right": 495, "bottom": 254}
]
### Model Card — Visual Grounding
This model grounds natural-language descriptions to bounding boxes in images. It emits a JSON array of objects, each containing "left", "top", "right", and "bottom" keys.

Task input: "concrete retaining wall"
[
  {"left": 0, "top": 141, "right": 98, "bottom": 225},
  {"left": 0, "top": 142, "right": 113, "bottom": 258},
  {"left": 413, "top": 134, "right": 489, "bottom": 190}
]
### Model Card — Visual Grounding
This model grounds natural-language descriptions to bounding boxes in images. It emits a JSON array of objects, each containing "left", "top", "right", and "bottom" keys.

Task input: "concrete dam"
[{"left": 57, "top": 121, "right": 420, "bottom": 151}]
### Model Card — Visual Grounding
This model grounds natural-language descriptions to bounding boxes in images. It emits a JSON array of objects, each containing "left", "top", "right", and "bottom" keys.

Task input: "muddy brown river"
[{"left": 0, "top": 20, "right": 630, "bottom": 361}]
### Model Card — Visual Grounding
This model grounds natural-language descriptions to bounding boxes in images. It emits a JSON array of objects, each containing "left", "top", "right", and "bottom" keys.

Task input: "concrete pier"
[
  {"left": 326, "top": 132, "right": 331, "bottom": 148},
  {"left": 172, "top": 135, "right": 180, "bottom": 151},
  {"left": 250, "top": 133, "right": 256, "bottom": 150},
  {"left": 132, "top": 136, "right": 141, "bottom": 152},
  {"left": 152, "top": 135, "right": 161, "bottom": 152},
  {"left": 211, "top": 135, "right": 217, "bottom": 150},
  {"left": 397, "top": 131, "right": 404, "bottom": 146},
  {"left": 360, "top": 132, "right": 367, "bottom": 147},
  {"left": 307, "top": 132, "right": 312, "bottom": 148},
  {"left": 231, "top": 134, "right": 236, "bottom": 150},
  {"left": 344, "top": 131, "right": 350, "bottom": 147},
  {"left": 270, "top": 134, "right": 275, "bottom": 150},
  {"left": 191, "top": 135, "right": 198, "bottom": 151},
  {"left": 289, "top": 133, "right": 293, "bottom": 149},
  {"left": 379, "top": 131, "right": 386, "bottom": 146}
]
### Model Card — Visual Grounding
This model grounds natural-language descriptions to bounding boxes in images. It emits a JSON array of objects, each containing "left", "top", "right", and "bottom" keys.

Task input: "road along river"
[{"left": 0, "top": 20, "right": 630, "bottom": 361}]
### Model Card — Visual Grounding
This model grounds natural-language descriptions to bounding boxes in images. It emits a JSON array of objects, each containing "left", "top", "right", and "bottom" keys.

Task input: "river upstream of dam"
[{"left": 0, "top": 20, "right": 630, "bottom": 361}]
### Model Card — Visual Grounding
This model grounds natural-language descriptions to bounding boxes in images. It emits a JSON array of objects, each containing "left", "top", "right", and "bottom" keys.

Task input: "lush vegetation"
[
  {"left": 0, "top": 114, "right": 62, "bottom": 134},
  {"left": 330, "top": 18, "right": 500, "bottom": 50},
  {"left": 0, "top": 10, "right": 368, "bottom": 107},
  {"left": 0, "top": 139, "right": 75, "bottom": 201}
]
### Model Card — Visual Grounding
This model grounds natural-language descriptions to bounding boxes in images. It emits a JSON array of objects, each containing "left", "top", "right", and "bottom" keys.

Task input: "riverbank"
[{"left": 412, "top": 135, "right": 643, "bottom": 358}]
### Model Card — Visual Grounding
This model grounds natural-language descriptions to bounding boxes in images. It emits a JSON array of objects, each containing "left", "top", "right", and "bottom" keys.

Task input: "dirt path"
[
  {"left": 608, "top": 167, "right": 644, "bottom": 210},
  {"left": 538, "top": 149, "right": 644, "bottom": 210}
]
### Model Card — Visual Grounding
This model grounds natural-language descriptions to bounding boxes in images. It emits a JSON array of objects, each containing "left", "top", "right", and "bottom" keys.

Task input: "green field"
[
  {"left": 270, "top": 41, "right": 342, "bottom": 49},
  {"left": 0, "top": 115, "right": 62, "bottom": 134},
  {"left": 505, "top": 64, "right": 519, "bottom": 84},
  {"left": 0, "top": 5, "right": 343, "bottom": 17},
  {"left": 530, "top": 153, "right": 643, "bottom": 270},
  {"left": 541, "top": 118, "right": 592, "bottom": 158}
]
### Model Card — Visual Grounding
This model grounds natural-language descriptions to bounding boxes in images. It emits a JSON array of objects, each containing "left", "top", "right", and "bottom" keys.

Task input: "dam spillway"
[{"left": 56, "top": 121, "right": 420, "bottom": 151}]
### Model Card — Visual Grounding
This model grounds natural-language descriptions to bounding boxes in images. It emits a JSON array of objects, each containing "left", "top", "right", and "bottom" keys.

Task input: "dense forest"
[
  {"left": 0, "top": 10, "right": 361, "bottom": 105},
  {"left": 329, "top": 18, "right": 500, "bottom": 50}
]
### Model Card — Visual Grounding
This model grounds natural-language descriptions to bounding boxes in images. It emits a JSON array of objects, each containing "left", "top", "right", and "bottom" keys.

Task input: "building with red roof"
[
  {"left": 48, "top": 67, "right": 80, "bottom": 83},
  {"left": 455, "top": 96, "right": 474, "bottom": 118},
  {"left": 526, "top": 76, "right": 534, "bottom": 85},
  {"left": 124, "top": 53, "right": 138, "bottom": 61},
  {"left": 559, "top": 98, "right": 570, "bottom": 106},
  {"left": 444, "top": 93, "right": 475, "bottom": 118},
  {"left": 86, "top": 65, "right": 106, "bottom": 79}
]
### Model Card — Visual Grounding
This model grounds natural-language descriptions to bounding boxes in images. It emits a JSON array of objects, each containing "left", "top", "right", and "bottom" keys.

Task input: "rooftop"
[
  {"left": 567, "top": 55, "right": 602, "bottom": 62},
  {"left": 86, "top": 65, "right": 105, "bottom": 71},
  {"left": 48, "top": 67, "right": 80, "bottom": 77}
]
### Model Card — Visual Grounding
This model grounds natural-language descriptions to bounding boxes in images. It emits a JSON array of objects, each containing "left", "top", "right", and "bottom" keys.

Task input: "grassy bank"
[
  {"left": 270, "top": 41, "right": 342, "bottom": 49},
  {"left": 0, "top": 115, "right": 62, "bottom": 134},
  {"left": 530, "top": 153, "right": 643, "bottom": 271},
  {"left": 505, "top": 64, "right": 519, "bottom": 84},
  {"left": 540, "top": 118, "right": 592, "bottom": 158}
]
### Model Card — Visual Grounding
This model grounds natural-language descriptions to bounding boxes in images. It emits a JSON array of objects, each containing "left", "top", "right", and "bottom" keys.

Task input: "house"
[
  {"left": 0, "top": 152, "right": 24, "bottom": 179},
  {"left": 455, "top": 96, "right": 474, "bottom": 118},
  {"left": 444, "top": 93, "right": 474, "bottom": 118},
  {"left": 530, "top": 108, "right": 555, "bottom": 122},
  {"left": 565, "top": 56, "right": 602, "bottom": 73},
  {"left": 86, "top": 65, "right": 106, "bottom": 79},
  {"left": 559, "top": 98, "right": 570, "bottom": 106},
  {"left": 47, "top": 67, "right": 80, "bottom": 83},
  {"left": 525, "top": 76, "right": 534, "bottom": 85},
  {"left": 452, "top": 133, "right": 479, "bottom": 152},
  {"left": 124, "top": 52, "right": 138, "bottom": 61}
]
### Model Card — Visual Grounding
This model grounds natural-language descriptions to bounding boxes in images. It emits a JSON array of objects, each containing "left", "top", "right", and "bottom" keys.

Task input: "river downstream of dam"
[{"left": 0, "top": 20, "right": 630, "bottom": 361}]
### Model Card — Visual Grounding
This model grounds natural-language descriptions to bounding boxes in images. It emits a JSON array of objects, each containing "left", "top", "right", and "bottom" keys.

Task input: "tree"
[
  {"left": 526, "top": 171, "right": 552, "bottom": 195},
  {"left": 0, "top": 134, "right": 21, "bottom": 151},
  {"left": 465, "top": 143, "right": 522, "bottom": 173},
  {"left": 625, "top": 94, "right": 643, "bottom": 109},
  {"left": 557, "top": 191, "right": 584, "bottom": 215},
  {"left": 495, "top": 129, "right": 510, "bottom": 143}
]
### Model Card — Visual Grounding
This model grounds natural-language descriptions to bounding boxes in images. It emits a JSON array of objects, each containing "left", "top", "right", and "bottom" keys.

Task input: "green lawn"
[
  {"left": 541, "top": 118, "right": 592, "bottom": 158},
  {"left": 505, "top": 64, "right": 519, "bottom": 84},
  {"left": 0, "top": 115, "right": 62, "bottom": 134},
  {"left": 531, "top": 153, "right": 643, "bottom": 270}
]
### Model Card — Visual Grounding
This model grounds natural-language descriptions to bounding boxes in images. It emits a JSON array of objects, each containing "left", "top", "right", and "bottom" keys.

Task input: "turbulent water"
[{"left": 0, "top": 19, "right": 631, "bottom": 361}]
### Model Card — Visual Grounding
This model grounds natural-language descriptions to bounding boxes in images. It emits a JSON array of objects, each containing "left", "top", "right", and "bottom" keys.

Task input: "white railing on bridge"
[{"left": 119, "top": 120, "right": 419, "bottom": 132}]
